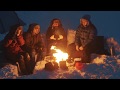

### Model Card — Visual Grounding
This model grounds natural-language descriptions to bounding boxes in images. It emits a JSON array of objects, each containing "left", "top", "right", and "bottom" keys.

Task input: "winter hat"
[{"left": 81, "top": 14, "right": 91, "bottom": 22}]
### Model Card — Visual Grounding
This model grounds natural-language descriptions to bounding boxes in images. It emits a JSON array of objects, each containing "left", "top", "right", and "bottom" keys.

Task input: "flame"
[{"left": 51, "top": 46, "right": 68, "bottom": 63}]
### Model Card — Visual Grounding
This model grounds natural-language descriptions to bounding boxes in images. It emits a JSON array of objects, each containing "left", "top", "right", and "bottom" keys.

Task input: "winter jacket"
[
  {"left": 4, "top": 36, "right": 24, "bottom": 54},
  {"left": 46, "top": 27, "right": 67, "bottom": 43},
  {"left": 3, "top": 24, "right": 25, "bottom": 62},
  {"left": 46, "top": 18, "right": 67, "bottom": 46},
  {"left": 23, "top": 23, "right": 45, "bottom": 54},
  {"left": 75, "top": 23, "right": 97, "bottom": 47},
  {"left": 46, "top": 26, "right": 67, "bottom": 53}
]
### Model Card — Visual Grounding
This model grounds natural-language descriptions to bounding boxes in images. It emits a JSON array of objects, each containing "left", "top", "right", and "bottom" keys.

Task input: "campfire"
[
  {"left": 45, "top": 45, "right": 69, "bottom": 71},
  {"left": 51, "top": 46, "right": 68, "bottom": 63},
  {"left": 51, "top": 46, "right": 68, "bottom": 69}
]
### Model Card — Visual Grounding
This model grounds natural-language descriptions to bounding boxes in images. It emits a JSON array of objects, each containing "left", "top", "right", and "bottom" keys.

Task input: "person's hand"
[
  {"left": 50, "top": 35, "right": 56, "bottom": 40},
  {"left": 76, "top": 45, "right": 79, "bottom": 51},
  {"left": 79, "top": 46, "right": 84, "bottom": 51},
  {"left": 58, "top": 35, "right": 63, "bottom": 40}
]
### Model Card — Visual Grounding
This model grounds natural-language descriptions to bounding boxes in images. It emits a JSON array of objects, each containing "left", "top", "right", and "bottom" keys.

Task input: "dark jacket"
[
  {"left": 46, "top": 27, "right": 67, "bottom": 42},
  {"left": 46, "top": 19, "right": 67, "bottom": 45},
  {"left": 3, "top": 24, "right": 25, "bottom": 62},
  {"left": 23, "top": 23, "right": 45, "bottom": 53},
  {"left": 46, "top": 19, "right": 67, "bottom": 53},
  {"left": 75, "top": 23, "right": 97, "bottom": 47}
]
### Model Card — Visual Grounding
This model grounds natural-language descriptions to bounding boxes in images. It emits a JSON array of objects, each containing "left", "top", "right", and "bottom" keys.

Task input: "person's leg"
[
  {"left": 66, "top": 43, "right": 76, "bottom": 63},
  {"left": 36, "top": 52, "right": 43, "bottom": 62},
  {"left": 66, "top": 43, "right": 76, "bottom": 58},
  {"left": 17, "top": 54, "right": 28, "bottom": 75},
  {"left": 29, "top": 49, "right": 37, "bottom": 74},
  {"left": 47, "top": 43, "right": 53, "bottom": 56},
  {"left": 81, "top": 52, "right": 91, "bottom": 63},
  {"left": 23, "top": 52, "right": 33, "bottom": 74},
  {"left": 82, "top": 42, "right": 94, "bottom": 63}
]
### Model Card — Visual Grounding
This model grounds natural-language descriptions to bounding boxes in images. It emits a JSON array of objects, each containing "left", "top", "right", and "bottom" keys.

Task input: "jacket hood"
[
  {"left": 27, "top": 23, "right": 39, "bottom": 32},
  {"left": 7, "top": 24, "right": 23, "bottom": 39},
  {"left": 49, "top": 18, "right": 62, "bottom": 28}
]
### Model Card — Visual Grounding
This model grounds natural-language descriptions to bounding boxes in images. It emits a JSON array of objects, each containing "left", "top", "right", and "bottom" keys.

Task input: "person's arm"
[
  {"left": 75, "top": 28, "right": 81, "bottom": 46},
  {"left": 23, "top": 33, "right": 33, "bottom": 51},
  {"left": 82, "top": 26, "right": 97, "bottom": 47},
  {"left": 46, "top": 28, "right": 52, "bottom": 40},
  {"left": 16, "top": 35, "right": 25, "bottom": 46},
  {"left": 3, "top": 39, "right": 13, "bottom": 47},
  {"left": 58, "top": 28, "right": 67, "bottom": 40},
  {"left": 3, "top": 34, "right": 14, "bottom": 47},
  {"left": 35, "top": 34, "right": 45, "bottom": 53}
]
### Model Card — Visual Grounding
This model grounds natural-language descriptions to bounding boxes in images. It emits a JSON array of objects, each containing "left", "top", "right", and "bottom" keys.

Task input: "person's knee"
[
  {"left": 31, "top": 49, "right": 37, "bottom": 58},
  {"left": 24, "top": 52, "right": 31, "bottom": 62},
  {"left": 18, "top": 55, "right": 24, "bottom": 63}
]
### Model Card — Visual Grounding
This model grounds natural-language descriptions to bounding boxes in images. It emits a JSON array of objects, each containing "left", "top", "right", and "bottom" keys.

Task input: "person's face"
[
  {"left": 80, "top": 18, "right": 89, "bottom": 27},
  {"left": 52, "top": 20, "right": 59, "bottom": 27},
  {"left": 16, "top": 26, "right": 23, "bottom": 36},
  {"left": 33, "top": 25, "right": 40, "bottom": 35}
]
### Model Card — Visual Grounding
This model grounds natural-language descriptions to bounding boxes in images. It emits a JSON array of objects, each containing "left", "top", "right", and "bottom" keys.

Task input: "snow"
[
  {"left": 1, "top": 54, "right": 120, "bottom": 79},
  {"left": 1, "top": 30, "right": 120, "bottom": 79}
]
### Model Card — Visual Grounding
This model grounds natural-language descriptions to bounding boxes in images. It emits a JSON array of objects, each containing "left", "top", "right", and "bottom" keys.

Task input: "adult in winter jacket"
[
  {"left": 3, "top": 24, "right": 31, "bottom": 75},
  {"left": 23, "top": 23, "right": 45, "bottom": 73},
  {"left": 67, "top": 15, "right": 97, "bottom": 63},
  {"left": 46, "top": 18, "right": 67, "bottom": 55},
  {"left": 75, "top": 14, "right": 97, "bottom": 63}
]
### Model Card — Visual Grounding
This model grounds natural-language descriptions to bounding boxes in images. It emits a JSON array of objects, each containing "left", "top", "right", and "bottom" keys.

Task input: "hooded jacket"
[
  {"left": 46, "top": 18, "right": 67, "bottom": 43},
  {"left": 3, "top": 24, "right": 25, "bottom": 59}
]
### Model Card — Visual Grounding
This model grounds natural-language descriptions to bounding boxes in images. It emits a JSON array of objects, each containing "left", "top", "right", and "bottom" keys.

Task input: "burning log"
[
  {"left": 59, "top": 61, "right": 68, "bottom": 70},
  {"left": 45, "top": 62, "right": 59, "bottom": 71},
  {"left": 45, "top": 62, "right": 54, "bottom": 71},
  {"left": 45, "top": 46, "right": 68, "bottom": 71}
]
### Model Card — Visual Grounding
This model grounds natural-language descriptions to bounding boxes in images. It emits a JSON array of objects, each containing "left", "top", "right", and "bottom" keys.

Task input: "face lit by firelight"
[
  {"left": 80, "top": 18, "right": 89, "bottom": 27},
  {"left": 33, "top": 25, "right": 40, "bottom": 35}
]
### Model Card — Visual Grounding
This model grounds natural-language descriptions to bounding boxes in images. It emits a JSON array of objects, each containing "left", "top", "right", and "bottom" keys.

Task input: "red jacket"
[{"left": 4, "top": 35, "right": 25, "bottom": 56}]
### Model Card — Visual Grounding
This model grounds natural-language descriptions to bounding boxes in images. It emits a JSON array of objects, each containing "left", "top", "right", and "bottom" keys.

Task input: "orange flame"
[{"left": 51, "top": 46, "right": 68, "bottom": 63}]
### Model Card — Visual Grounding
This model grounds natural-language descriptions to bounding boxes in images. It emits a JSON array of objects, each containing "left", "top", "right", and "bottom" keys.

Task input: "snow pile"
[
  {"left": 0, "top": 64, "right": 18, "bottom": 79},
  {"left": 15, "top": 54, "right": 120, "bottom": 79},
  {"left": 67, "top": 29, "right": 76, "bottom": 46},
  {"left": 106, "top": 37, "right": 120, "bottom": 54},
  {"left": 91, "top": 54, "right": 107, "bottom": 64}
]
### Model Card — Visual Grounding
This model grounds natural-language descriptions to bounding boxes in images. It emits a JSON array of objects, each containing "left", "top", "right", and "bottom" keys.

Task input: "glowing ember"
[{"left": 51, "top": 46, "right": 68, "bottom": 63}]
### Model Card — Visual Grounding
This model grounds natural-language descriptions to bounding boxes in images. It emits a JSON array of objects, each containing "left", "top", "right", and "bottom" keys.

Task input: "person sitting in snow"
[
  {"left": 46, "top": 18, "right": 67, "bottom": 55},
  {"left": 23, "top": 23, "right": 45, "bottom": 73},
  {"left": 67, "top": 14, "right": 98, "bottom": 63},
  {"left": 3, "top": 24, "right": 31, "bottom": 75}
]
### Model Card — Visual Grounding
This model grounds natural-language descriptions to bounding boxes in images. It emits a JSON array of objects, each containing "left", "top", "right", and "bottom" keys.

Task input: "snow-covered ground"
[
  {"left": 0, "top": 30, "right": 120, "bottom": 79},
  {"left": 1, "top": 54, "right": 120, "bottom": 79}
]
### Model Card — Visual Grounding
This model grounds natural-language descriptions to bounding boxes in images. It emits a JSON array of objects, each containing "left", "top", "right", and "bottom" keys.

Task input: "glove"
[
  {"left": 79, "top": 46, "right": 84, "bottom": 51},
  {"left": 50, "top": 35, "right": 56, "bottom": 40},
  {"left": 58, "top": 35, "right": 63, "bottom": 40},
  {"left": 76, "top": 45, "right": 79, "bottom": 51}
]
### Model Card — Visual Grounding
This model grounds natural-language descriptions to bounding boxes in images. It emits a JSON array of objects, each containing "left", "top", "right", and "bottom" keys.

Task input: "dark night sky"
[{"left": 1, "top": 11, "right": 120, "bottom": 43}]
